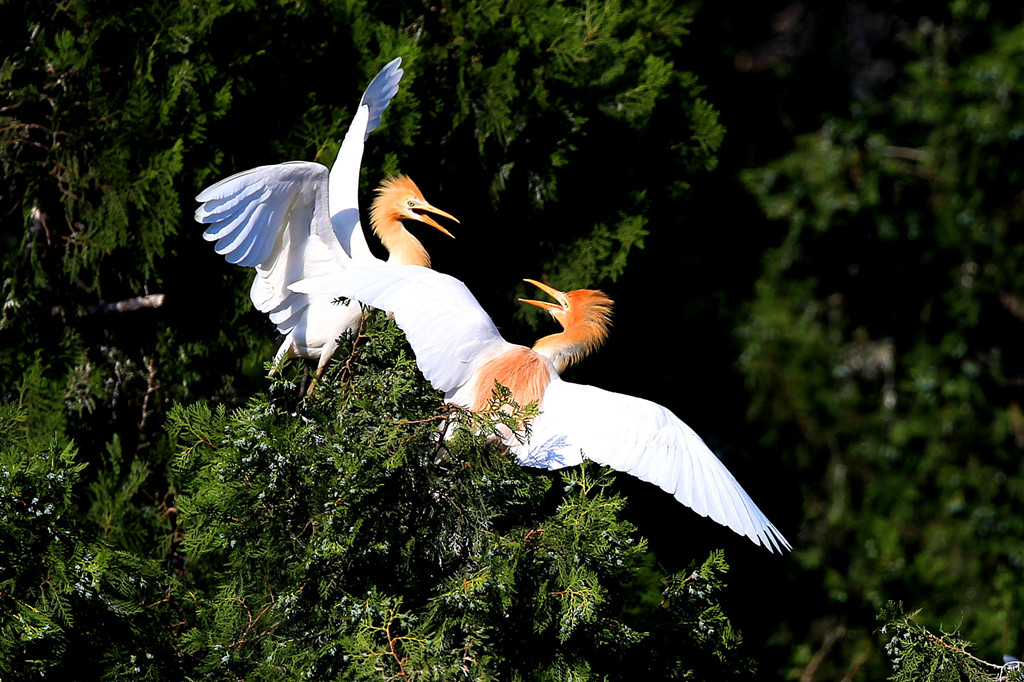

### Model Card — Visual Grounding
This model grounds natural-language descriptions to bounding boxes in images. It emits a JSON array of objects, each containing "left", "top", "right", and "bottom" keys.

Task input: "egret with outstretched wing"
[
  {"left": 293, "top": 265, "right": 790, "bottom": 552},
  {"left": 194, "top": 58, "right": 458, "bottom": 385}
]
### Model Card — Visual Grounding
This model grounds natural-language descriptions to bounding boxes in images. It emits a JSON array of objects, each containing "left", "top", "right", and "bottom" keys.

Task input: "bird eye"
[{"left": 407, "top": 200, "right": 416, "bottom": 208}]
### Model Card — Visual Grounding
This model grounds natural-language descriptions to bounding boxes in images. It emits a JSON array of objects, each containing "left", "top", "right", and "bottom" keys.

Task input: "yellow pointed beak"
[
  {"left": 411, "top": 201, "right": 459, "bottom": 239},
  {"left": 519, "top": 278, "right": 569, "bottom": 311}
]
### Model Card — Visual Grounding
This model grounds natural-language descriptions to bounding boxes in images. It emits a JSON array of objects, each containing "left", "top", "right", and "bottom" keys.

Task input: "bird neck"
[
  {"left": 531, "top": 291, "right": 612, "bottom": 374},
  {"left": 369, "top": 197, "right": 431, "bottom": 268},
  {"left": 532, "top": 330, "right": 591, "bottom": 374}
]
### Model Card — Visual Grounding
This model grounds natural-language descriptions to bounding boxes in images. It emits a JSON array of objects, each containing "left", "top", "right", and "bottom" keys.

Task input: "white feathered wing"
[{"left": 194, "top": 58, "right": 404, "bottom": 369}]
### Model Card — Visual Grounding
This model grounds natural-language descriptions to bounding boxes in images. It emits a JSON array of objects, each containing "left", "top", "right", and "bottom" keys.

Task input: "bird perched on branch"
[
  {"left": 194, "top": 57, "right": 458, "bottom": 387},
  {"left": 292, "top": 265, "right": 790, "bottom": 552}
]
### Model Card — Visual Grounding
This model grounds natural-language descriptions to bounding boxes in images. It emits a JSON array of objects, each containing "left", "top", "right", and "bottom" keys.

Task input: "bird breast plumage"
[{"left": 462, "top": 346, "right": 559, "bottom": 412}]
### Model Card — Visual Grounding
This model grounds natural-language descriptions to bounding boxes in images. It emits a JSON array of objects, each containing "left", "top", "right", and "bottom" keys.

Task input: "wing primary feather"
[
  {"left": 234, "top": 192, "right": 298, "bottom": 267},
  {"left": 524, "top": 380, "right": 789, "bottom": 551},
  {"left": 195, "top": 181, "right": 266, "bottom": 224},
  {"left": 199, "top": 185, "right": 270, "bottom": 243},
  {"left": 195, "top": 167, "right": 269, "bottom": 204},
  {"left": 232, "top": 203, "right": 285, "bottom": 267},
  {"left": 211, "top": 201, "right": 266, "bottom": 260},
  {"left": 360, "top": 57, "right": 404, "bottom": 137}
]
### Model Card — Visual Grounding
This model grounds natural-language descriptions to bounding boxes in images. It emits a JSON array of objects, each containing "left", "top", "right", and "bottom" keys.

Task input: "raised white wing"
[
  {"left": 195, "top": 58, "right": 405, "bottom": 337},
  {"left": 330, "top": 57, "right": 403, "bottom": 262},
  {"left": 512, "top": 378, "right": 791, "bottom": 553},
  {"left": 195, "top": 161, "right": 347, "bottom": 331},
  {"left": 292, "top": 264, "right": 512, "bottom": 394}
]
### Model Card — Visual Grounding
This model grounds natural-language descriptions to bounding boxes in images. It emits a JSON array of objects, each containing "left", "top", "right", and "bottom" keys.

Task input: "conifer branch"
[
  {"left": 339, "top": 314, "right": 369, "bottom": 382},
  {"left": 920, "top": 630, "right": 1003, "bottom": 672},
  {"left": 231, "top": 594, "right": 277, "bottom": 650},
  {"left": 385, "top": 619, "right": 411, "bottom": 682},
  {"left": 137, "top": 354, "right": 160, "bottom": 446},
  {"left": 394, "top": 414, "right": 450, "bottom": 426}
]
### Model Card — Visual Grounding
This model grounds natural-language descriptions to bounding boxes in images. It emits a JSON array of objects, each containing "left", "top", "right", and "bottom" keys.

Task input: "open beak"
[
  {"left": 519, "top": 278, "right": 569, "bottom": 312},
  {"left": 411, "top": 201, "right": 459, "bottom": 239}
]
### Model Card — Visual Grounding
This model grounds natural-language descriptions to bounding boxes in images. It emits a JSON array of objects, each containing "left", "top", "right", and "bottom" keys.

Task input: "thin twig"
[
  {"left": 385, "top": 619, "right": 411, "bottom": 682},
  {"left": 137, "top": 354, "right": 159, "bottom": 442},
  {"left": 50, "top": 293, "right": 166, "bottom": 317},
  {"left": 881, "top": 145, "right": 924, "bottom": 161},
  {"left": 923, "top": 630, "right": 1003, "bottom": 671},
  {"left": 1000, "top": 292, "right": 1024, "bottom": 322}
]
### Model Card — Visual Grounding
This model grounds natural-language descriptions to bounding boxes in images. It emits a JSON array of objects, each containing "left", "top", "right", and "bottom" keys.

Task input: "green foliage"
[
  {"left": 0, "top": 0, "right": 721, "bottom": 489},
  {"left": 878, "top": 602, "right": 1022, "bottom": 682},
  {"left": 0, "top": 311, "right": 756, "bottom": 680},
  {"left": 166, "top": 315, "right": 755, "bottom": 679},
  {"left": 740, "top": 4, "right": 1024, "bottom": 678},
  {"left": 86, "top": 435, "right": 176, "bottom": 558},
  {"left": 0, "top": 405, "right": 175, "bottom": 680},
  {"left": 360, "top": 0, "right": 723, "bottom": 289},
  {"left": 0, "top": 0, "right": 741, "bottom": 677},
  {"left": 0, "top": 0, "right": 267, "bottom": 540},
  {"left": 0, "top": 0, "right": 228, "bottom": 292},
  {"left": 657, "top": 550, "right": 753, "bottom": 678}
]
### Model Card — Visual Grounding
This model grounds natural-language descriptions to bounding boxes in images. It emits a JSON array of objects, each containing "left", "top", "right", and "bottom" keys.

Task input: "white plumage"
[{"left": 194, "top": 58, "right": 404, "bottom": 376}]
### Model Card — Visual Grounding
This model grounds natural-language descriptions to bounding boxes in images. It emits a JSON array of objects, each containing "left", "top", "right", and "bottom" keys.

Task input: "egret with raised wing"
[
  {"left": 194, "top": 58, "right": 458, "bottom": 387},
  {"left": 292, "top": 265, "right": 790, "bottom": 552}
]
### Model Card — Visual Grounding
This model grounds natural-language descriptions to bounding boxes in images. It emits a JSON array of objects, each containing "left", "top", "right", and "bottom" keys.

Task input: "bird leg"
[
  {"left": 305, "top": 368, "right": 323, "bottom": 395},
  {"left": 305, "top": 338, "right": 340, "bottom": 395},
  {"left": 269, "top": 338, "right": 294, "bottom": 378}
]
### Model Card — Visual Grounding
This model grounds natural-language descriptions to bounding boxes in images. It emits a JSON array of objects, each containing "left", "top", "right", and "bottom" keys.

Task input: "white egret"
[
  {"left": 194, "top": 58, "right": 458, "bottom": 387},
  {"left": 292, "top": 265, "right": 790, "bottom": 552}
]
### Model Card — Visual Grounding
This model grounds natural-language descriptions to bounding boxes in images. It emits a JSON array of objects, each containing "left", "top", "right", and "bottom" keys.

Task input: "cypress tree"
[
  {"left": 1, "top": 1, "right": 755, "bottom": 678},
  {"left": 166, "top": 315, "right": 757, "bottom": 679}
]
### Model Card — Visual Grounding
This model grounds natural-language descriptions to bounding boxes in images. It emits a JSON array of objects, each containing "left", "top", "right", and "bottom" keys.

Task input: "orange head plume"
[
  {"left": 521, "top": 279, "right": 613, "bottom": 372},
  {"left": 370, "top": 174, "right": 459, "bottom": 239}
]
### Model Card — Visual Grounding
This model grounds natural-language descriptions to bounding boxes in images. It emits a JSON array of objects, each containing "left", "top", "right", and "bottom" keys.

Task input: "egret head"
[
  {"left": 372, "top": 174, "right": 459, "bottom": 238},
  {"left": 521, "top": 279, "right": 613, "bottom": 371}
]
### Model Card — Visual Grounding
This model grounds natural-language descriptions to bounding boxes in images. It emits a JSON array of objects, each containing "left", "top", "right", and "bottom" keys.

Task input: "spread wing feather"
[
  {"left": 512, "top": 378, "right": 791, "bottom": 553},
  {"left": 360, "top": 57, "right": 404, "bottom": 138},
  {"left": 196, "top": 161, "right": 346, "bottom": 331}
]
